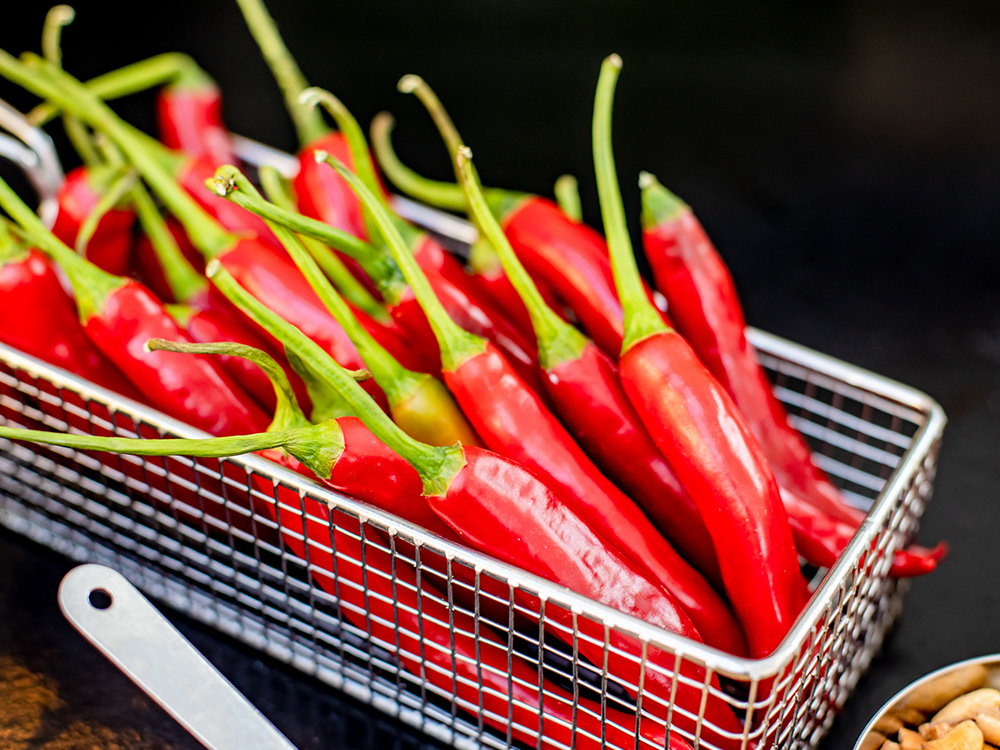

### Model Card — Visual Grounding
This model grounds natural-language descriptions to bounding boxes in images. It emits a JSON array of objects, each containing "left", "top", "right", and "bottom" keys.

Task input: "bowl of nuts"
[{"left": 856, "top": 655, "right": 1000, "bottom": 750}]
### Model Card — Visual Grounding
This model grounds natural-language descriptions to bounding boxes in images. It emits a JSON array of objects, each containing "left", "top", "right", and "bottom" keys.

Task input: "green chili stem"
[
  {"left": 74, "top": 168, "right": 137, "bottom": 254},
  {"left": 28, "top": 53, "right": 200, "bottom": 126},
  {"left": 41, "top": 5, "right": 100, "bottom": 168},
  {"left": 0, "top": 218, "right": 22, "bottom": 260},
  {"left": 233, "top": 0, "right": 327, "bottom": 145},
  {"left": 398, "top": 75, "right": 512, "bottom": 277},
  {"left": 321, "top": 153, "right": 486, "bottom": 372},
  {"left": 214, "top": 167, "right": 421, "bottom": 408},
  {"left": 0, "top": 170, "right": 120, "bottom": 320},
  {"left": 398, "top": 75, "right": 463, "bottom": 163},
  {"left": 211, "top": 168, "right": 370, "bottom": 258},
  {"left": 130, "top": 182, "right": 207, "bottom": 303},
  {"left": 369, "top": 112, "right": 523, "bottom": 218},
  {"left": 299, "top": 88, "right": 383, "bottom": 202},
  {"left": 207, "top": 167, "right": 407, "bottom": 303},
  {"left": 554, "top": 174, "right": 582, "bottom": 222},
  {"left": 456, "top": 147, "right": 586, "bottom": 370},
  {"left": 206, "top": 260, "right": 462, "bottom": 494},
  {"left": 0, "top": 423, "right": 292, "bottom": 458},
  {"left": 259, "top": 166, "right": 388, "bottom": 323},
  {"left": 147, "top": 338, "right": 308, "bottom": 432},
  {"left": 638, "top": 171, "right": 689, "bottom": 229},
  {"left": 369, "top": 112, "right": 467, "bottom": 211},
  {"left": 6, "top": 53, "right": 234, "bottom": 258},
  {"left": 592, "top": 55, "right": 666, "bottom": 353}
]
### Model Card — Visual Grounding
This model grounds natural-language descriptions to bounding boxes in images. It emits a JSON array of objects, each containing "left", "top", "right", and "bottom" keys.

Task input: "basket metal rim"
[{"left": 0, "top": 322, "right": 944, "bottom": 681}]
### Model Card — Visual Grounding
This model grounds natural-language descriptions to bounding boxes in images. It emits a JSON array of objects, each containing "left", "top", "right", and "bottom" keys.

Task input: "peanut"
[
  {"left": 933, "top": 690, "right": 1000, "bottom": 725},
  {"left": 923, "top": 724, "right": 955, "bottom": 741},
  {"left": 895, "top": 708, "right": 930, "bottom": 726},
  {"left": 875, "top": 715, "right": 905, "bottom": 735},
  {"left": 898, "top": 727, "right": 924, "bottom": 750},
  {"left": 860, "top": 732, "right": 889, "bottom": 750},
  {"left": 976, "top": 716, "right": 1000, "bottom": 746},
  {"left": 925, "top": 721, "right": 984, "bottom": 750},
  {"left": 902, "top": 667, "right": 990, "bottom": 714}
]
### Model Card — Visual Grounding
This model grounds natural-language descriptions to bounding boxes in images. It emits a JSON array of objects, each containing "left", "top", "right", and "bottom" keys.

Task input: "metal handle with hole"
[{"left": 58, "top": 564, "right": 298, "bottom": 750}]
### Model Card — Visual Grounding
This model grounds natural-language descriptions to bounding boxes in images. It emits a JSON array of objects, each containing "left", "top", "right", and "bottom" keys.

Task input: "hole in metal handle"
[{"left": 88, "top": 587, "right": 113, "bottom": 610}]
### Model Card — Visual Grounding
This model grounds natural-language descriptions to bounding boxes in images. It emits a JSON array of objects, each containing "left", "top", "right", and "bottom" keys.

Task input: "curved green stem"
[
  {"left": 147, "top": 338, "right": 308, "bottom": 432},
  {"left": 322, "top": 153, "right": 485, "bottom": 372},
  {"left": 233, "top": 0, "right": 326, "bottom": 145},
  {"left": 398, "top": 74, "right": 514, "bottom": 276},
  {"left": 130, "top": 182, "right": 207, "bottom": 302},
  {"left": 5, "top": 53, "right": 234, "bottom": 258},
  {"left": 299, "top": 87, "right": 383, "bottom": 203},
  {"left": 398, "top": 75, "right": 463, "bottom": 164},
  {"left": 0, "top": 170, "right": 120, "bottom": 320},
  {"left": 592, "top": 55, "right": 666, "bottom": 353},
  {"left": 74, "top": 167, "right": 137, "bottom": 254},
  {"left": 216, "top": 166, "right": 422, "bottom": 409},
  {"left": 638, "top": 171, "right": 689, "bottom": 229},
  {"left": 0, "top": 423, "right": 292, "bottom": 458},
  {"left": 369, "top": 112, "right": 467, "bottom": 211},
  {"left": 28, "top": 52, "right": 201, "bottom": 126},
  {"left": 554, "top": 174, "right": 582, "bottom": 222},
  {"left": 369, "top": 112, "right": 524, "bottom": 218},
  {"left": 207, "top": 260, "right": 463, "bottom": 495},
  {"left": 456, "top": 147, "right": 586, "bottom": 370},
  {"left": 210, "top": 167, "right": 370, "bottom": 258},
  {"left": 207, "top": 166, "right": 406, "bottom": 303},
  {"left": 42, "top": 5, "right": 100, "bottom": 168},
  {"left": 259, "top": 165, "right": 389, "bottom": 323}
]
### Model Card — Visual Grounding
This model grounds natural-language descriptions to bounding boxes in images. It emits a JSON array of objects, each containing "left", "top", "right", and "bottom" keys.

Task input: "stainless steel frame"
[{"left": 0, "top": 107, "right": 946, "bottom": 749}]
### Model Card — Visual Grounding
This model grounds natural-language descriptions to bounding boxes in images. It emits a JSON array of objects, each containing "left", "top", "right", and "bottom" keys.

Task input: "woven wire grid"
[{"left": 0, "top": 330, "right": 943, "bottom": 750}]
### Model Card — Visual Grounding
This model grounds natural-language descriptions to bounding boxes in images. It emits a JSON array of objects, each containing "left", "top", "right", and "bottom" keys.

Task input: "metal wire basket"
[{"left": 0, "top": 115, "right": 946, "bottom": 750}]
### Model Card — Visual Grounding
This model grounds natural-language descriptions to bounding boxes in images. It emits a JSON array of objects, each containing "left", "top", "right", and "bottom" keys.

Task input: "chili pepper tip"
[
  {"left": 48, "top": 5, "right": 75, "bottom": 25},
  {"left": 397, "top": 74, "right": 423, "bottom": 94},
  {"left": 296, "top": 87, "right": 323, "bottom": 109},
  {"left": 606, "top": 53, "right": 623, "bottom": 69},
  {"left": 638, "top": 170, "right": 657, "bottom": 189}
]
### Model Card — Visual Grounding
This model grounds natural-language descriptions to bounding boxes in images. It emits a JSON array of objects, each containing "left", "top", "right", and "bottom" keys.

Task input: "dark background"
[{"left": 1, "top": 1, "right": 1000, "bottom": 748}]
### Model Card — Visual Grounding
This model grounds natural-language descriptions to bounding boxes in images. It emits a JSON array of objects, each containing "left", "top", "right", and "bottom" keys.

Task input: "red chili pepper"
[
  {"left": 300, "top": 88, "right": 538, "bottom": 384},
  {"left": 217, "top": 169, "right": 544, "bottom": 392},
  {"left": 156, "top": 72, "right": 237, "bottom": 168},
  {"left": 454, "top": 148, "right": 737, "bottom": 641},
  {"left": 50, "top": 165, "right": 135, "bottom": 276},
  {"left": 594, "top": 55, "right": 807, "bottom": 658},
  {"left": 383, "top": 79, "right": 571, "bottom": 341},
  {"left": 176, "top": 155, "right": 282, "bottom": 250},
  {"left": 294, "top": 132, "right": 368, "bottom": 238},
  {"left": 0, "top": 169, "right": 270, "bottom": 438},
  {"left": 0, "top": 240, "right": 138, "bottom": 398},
  {"left": 638, "top": 172, "right": 945, "bottom": 577},
  {"left": 370, "top": 113, "right": 669, "bottom": 359},
  {"left": 13, "top": 59, "right": 393, "bottom": 415},
  {"left": 198, "top": 276, "right": 741, "bottom": 745},
  {"left": 328, "top": 159, "right": 752, "bottom": 659},
  {"left": 214, "top": 172, "right": 479, "bottom": 448},
  {"left": 130, "top": 180, "right": 312, "bottom": 416}
]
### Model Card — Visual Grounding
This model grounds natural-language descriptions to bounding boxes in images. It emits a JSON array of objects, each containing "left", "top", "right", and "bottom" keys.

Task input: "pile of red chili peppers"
[{"left": 0, "top": 4, "right": 945, "bottom": 748}]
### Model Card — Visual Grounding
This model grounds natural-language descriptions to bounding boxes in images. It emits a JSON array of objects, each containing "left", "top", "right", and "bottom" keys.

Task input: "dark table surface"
[{"left": 1, "top": 1, "right": 999, "bottom": 747}]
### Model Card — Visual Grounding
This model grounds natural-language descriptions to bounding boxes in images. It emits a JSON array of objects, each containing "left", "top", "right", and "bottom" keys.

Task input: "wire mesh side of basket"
[{"left": 0, "top": 331, "right": 943, "bottom": 750}]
